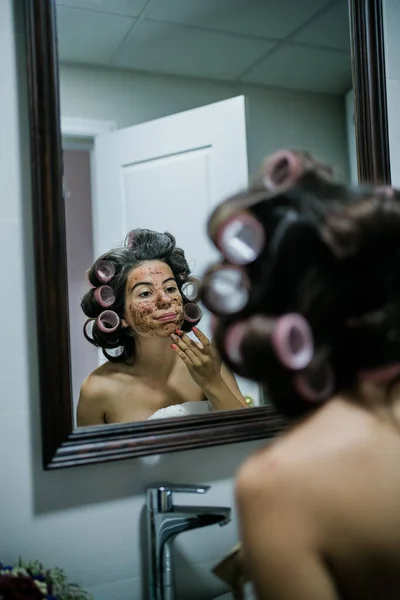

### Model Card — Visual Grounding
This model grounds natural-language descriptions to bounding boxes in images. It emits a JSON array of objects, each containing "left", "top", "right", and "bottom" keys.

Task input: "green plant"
[{"left": 0, "top": 559, "right": 93, "bottom": 600}]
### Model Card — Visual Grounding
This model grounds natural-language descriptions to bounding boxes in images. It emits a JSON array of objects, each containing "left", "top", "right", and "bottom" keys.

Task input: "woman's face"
[{"left": 122, "top": 260, "right": 184, "bottom": 337}]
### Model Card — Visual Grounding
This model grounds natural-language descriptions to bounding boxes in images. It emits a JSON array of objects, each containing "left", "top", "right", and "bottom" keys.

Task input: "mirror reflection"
[
  {"left": 78, "top": 229, "right": 248, "bottom": 425},
  {"left": 56, "top": 0, "right": 355, "bottom": 427}
]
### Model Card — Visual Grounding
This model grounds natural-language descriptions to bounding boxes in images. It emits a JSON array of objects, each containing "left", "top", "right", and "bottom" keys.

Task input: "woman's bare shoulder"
[
  {"left": 77, "top": 363, "right": 131, "bottom": 426},
  {"left": 237, "top": 398, "right": 382, "bottom": 501},
  {"left": 80, "top": 362, "right": 124, "bottom": 395}
]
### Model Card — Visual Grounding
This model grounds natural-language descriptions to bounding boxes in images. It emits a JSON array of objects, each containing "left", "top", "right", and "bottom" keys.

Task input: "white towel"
[{"left": 148, "top": 401, "right": 211, "bottom": 420}]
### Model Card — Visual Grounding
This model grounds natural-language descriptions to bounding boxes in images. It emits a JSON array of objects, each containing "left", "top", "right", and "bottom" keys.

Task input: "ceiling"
[{"left": 55, "top": 0, "right": 353, "bottom": 95}]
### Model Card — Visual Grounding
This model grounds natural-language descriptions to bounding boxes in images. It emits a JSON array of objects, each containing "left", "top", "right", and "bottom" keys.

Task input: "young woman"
[
  {"left": 77, "top": 228, "right": 246, "bottom": 426},
  {"left": 201, "top": 149, "right": 400, "bottom": 600}
]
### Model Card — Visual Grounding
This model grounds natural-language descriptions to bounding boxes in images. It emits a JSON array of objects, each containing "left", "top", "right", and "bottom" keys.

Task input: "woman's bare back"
[
  {"left": 300, "top": 401, "right": 400, "bottom": 598},
  {"left": 236, "top": 396, "right": 400, "bottom": 599},
  {"left": 77, "top": 357, "right": 204, "bottom": 425}
]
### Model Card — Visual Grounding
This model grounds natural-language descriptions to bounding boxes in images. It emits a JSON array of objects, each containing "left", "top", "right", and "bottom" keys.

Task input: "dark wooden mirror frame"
[{"left": 24, "top": 0, "right": 391, "bottom": 470}]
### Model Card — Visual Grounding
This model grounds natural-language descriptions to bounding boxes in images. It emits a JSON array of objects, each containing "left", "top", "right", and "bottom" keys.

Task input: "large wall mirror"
[{"left": 25, "top": 0, "right": 391, "bottom": 469}]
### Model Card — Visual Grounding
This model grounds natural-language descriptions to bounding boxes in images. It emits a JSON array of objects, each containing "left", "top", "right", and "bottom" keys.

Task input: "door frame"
[
  {"left": 61, "top": 117, "right": 117, "bottom": 140},
  {"left": 61, "top": 118, "right": 118, "bottom": 396}
]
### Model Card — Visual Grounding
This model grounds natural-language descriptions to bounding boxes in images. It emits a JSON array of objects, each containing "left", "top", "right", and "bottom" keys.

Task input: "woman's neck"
[{"left": 129, "top": 336, "right": 176, "bottom": 380}]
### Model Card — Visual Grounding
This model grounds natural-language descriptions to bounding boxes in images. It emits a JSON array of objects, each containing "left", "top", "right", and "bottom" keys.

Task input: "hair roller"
[
  {"left": 88, "top": 259, "right": 115, "bottom": 286},
  {"left": 89, "top": 310, "right": 121, "bottom": 345},
  {"left": 220, "top": 316, "right": 283, "bottom": 382},
  {"left": 271, "top": 314, "right": 314, "bottom": 371},
  {"left": 293, "top": 361, "right": 335, "bottom": 403},
  {"left": 82, "top": 285, "right": 116, "bottom": 318},
  {"left": 222, "top": 320, "right": 249, "bottom": 367},
  {"left": 102, "top": 346, "right": 125, "bottom": 362},
  {"left": 219, "top": 314, "right": 314, "bottom": 382},
  {"left": 97, "top": 310, "right": 120, "bottom": 333},
  {"left": 215, "top": 211, "right": 266, "bottom": 265},
  {"left": 94, "top": 285, "right": 115, "bottom": 308},
  {"left": 262, "top": 150, "right": 304, "bottom": 191},
  {"left": 261, "top": 150, "right": 334, "bottom": 198},
  {"left": 201, "top": 265, "right": 249, "bottom": 315},
  {"left": 181, "top": 302, "right": 202, "bottom": 332},
  {"left": 181, "top": 278, "right": 201, "bottom": 302},
  {"left": 83, "top": 319, "right": 95, "bottom": 343},
  {"left": 221, "top": 314, "right": 313, "bottom": 371}
]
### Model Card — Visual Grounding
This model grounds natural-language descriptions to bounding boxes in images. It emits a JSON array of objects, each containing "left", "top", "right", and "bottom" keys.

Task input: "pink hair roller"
[
  {"left": 95, "top": 260, "right": 115, "bottom": 284},
  {"left": 293, "top": 363, "right": 335, "bottom": 403},
  {"left": 183, "top": 303, "right": 202, "bottom": 323},
  {"left": 271, "top": 313, "right": 314, "bottom": 370},
  {"left": 202, "top": 265, "right": 249, "bottom": 315},
  {"left": 262, "top": 150, "right": 303, "bottom": 191},
  {"left": 97, "top": 310, "right": 120, "bottom": 333},
  {"left": 93, "top": 285, "right": 115, "bottom": 308},
  {"left": 223, "top": 321, "right": 248, "bottom": 365},
  {"left": 216, "top": 211, "right": 265, "bottom": 265}
]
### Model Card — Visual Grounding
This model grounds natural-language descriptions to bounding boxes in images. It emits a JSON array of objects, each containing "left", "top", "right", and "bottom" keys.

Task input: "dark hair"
[
  {"left": 201, "top": 149, "right": 400, "bottom": 418},
  {"left": 81, "top": 229, "right": 200, "bottom": 363}
]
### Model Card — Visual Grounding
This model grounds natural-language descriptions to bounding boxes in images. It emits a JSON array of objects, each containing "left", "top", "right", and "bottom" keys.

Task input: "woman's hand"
[
  {"left": 170, "top": 327, "right": 222, "bottom": 391},
  {"left": 171, "top": 327, "right": 247, "bottom": 411}
]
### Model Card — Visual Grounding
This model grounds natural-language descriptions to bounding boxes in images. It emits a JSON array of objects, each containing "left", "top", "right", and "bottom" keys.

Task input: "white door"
[{"left": 92, "top": 96, "right": 260, "bottom": 405}]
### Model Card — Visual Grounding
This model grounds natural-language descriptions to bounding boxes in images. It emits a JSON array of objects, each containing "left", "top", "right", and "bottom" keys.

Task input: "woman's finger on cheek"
[{"left": 171, "top": 333, "right": 189, "bottom": 352}]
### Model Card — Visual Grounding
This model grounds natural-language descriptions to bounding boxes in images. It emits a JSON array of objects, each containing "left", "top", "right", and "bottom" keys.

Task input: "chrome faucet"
[{"left": 146, "top": 482, "right": 231, "bottom": 600}]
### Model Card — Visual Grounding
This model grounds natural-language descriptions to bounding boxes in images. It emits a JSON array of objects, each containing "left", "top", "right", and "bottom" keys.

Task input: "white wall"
[
  {"left": 59, "top": 64, "right": 351, "bottom": 182},
  {"left": 0, "top": 2, "right": 265, "bottom": 598},
  {"left": 383, "top": 0, "right": 400, "bottom": 187}
]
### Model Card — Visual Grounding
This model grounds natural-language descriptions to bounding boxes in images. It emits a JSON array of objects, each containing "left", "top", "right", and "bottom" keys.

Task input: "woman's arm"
[
  {"left": 235, "top": 454, "right": 339, "bottom": 600},
  {"left": 77, "top": 376, "right": 107, "bottom": 426},
  {"left": 203, "top": 362, "right": 248, "bottom": 409}
]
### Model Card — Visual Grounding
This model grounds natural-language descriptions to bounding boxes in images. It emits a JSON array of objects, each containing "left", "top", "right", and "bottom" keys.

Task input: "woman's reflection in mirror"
[{"left": 77, "top": 229, "right": 247, "bottom": 426}]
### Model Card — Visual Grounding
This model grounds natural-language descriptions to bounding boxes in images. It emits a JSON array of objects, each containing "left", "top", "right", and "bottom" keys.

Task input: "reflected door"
[{"left": 92, "top": 95, "right": 260, "bottom": 404}]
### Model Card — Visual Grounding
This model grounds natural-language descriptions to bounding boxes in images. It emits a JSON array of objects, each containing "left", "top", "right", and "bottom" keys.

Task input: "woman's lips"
[{"left": 157, "top": 313, "right": 177, "bottom": 322}]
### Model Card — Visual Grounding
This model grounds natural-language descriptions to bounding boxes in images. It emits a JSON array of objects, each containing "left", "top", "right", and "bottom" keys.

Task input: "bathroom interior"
[
  {"left": 59, "top": 0, "right": 356, "bottom": 419},
  {"left": 1, "top": 0, "right": 398, "bottom": 599}
]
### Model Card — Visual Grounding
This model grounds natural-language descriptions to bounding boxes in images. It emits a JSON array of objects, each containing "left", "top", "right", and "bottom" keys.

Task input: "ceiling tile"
[
  {"left": 56, "top": 6, "right": 136, "bottom": 65},
  {"left": 293, "top": 0, "right": 351, "bottom": 51},
  {"left": 55, "top": 0, "right": 148, "bottom": 18},
  {"left": 242, "top": 44, "right": 353, "bottom": 94},
  {"left": 112, "top": 20, "right": 275, "bottom": 80},
  {"left": 146, "top": 0, "right": 332, "bottom": 40}
]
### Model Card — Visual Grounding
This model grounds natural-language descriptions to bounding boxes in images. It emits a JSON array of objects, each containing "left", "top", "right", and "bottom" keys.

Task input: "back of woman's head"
[
  {"left": 81, "top": 228, "right": 200, "bottom": 362},
  {"left": 201, "top": 149, "right": 400, "bottom": 418}
]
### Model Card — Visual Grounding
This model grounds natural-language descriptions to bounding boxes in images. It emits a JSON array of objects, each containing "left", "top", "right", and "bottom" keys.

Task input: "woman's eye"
[
  {"left": 139, "top": 291, "right": 151, "bottom": 298},
  {"left": 166, "top": 286, "right": 178, "bottom": 293}
]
